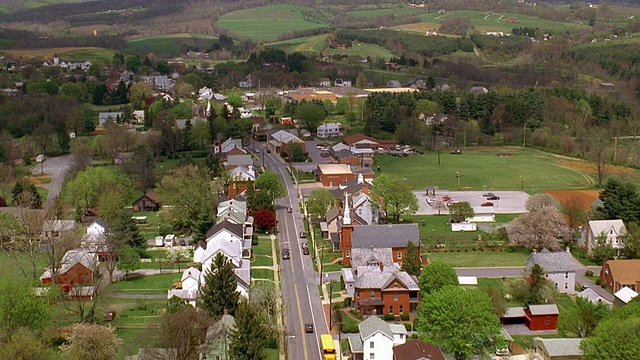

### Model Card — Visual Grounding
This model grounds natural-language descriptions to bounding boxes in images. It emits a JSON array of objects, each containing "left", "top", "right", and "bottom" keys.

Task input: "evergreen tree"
[
  {"left": 182, "top": 119, "right": 193, "bottom": 151},
  {"left": 245, "top": 181, "right": 255, "bottom": 210},
  {"left": 26, "top": 184, "right": 42, "bottom": 209},
  {"left": 229, "top": 301, "right": 267, "bottom": 360},
  {"left": 526, "top": 264, "right": 548, "bottom": 305},
  {"left": 207, "top": 106, "right": 218, "bottom": 144},
  {"left": 11, "top": 182, "right": 24, "bottom": 205},
  {"left": 83, "top": 114, "right": 96, "bottom": 135},
  {"left": 111, "top": 211, "right": 145, "bottom": 253},
  {"left": 200, "top": 253, "right": 240, "bottom": 317},
  {"left": 401, "top": 241, "right": 422, "bottom": 276},
  {"left": 193, "top": 212, "right": 215, "bottom": 243}
]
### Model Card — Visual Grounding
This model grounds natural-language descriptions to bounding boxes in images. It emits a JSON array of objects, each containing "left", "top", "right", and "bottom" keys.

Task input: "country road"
[{"left": 31, "top": 154, "right": 73, "bottom": 208}]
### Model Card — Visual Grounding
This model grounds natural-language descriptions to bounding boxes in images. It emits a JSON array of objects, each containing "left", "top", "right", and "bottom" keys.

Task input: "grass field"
[
  {"left": 125, "top": 33, "right": 219, "bottom": 55},
  {"left": 1, "top": 47, "right": 114, "bottom": 63},
  {"left": 216, "top": 5, "right": 330, "bottom": 42},
  {"left": 373, "top": 147, "right": 599, "bottom": 191},
  {"left": 106, "top": 273, "right": 179, "bottom": 295},
  {"left": 427, "top": 251, "right": 529, "bottom": 267},
  {"left": 269, "top": 34, "right": 329, "bottom": 53},
  {"left": 327, "top": 41, "right": 395, "bottom": 60}
]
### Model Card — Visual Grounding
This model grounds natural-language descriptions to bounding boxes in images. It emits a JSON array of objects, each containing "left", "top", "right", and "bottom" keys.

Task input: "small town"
[{"left": 0, "top": 1, "right": 639, "bottom": 360}]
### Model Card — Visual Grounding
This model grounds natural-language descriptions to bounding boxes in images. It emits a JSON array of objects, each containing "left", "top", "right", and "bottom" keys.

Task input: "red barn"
[
  {"left": 40, "top": 249, "right": 97, "bottom": 286},
  {"left": 525, "top": 304, "right": 559, "bottom": 331}
]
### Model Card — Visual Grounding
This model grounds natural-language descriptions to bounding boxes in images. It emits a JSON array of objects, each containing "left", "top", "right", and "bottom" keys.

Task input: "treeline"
[
  {"left": 470, "top": 34, "right": 531, "bottom": 54},
  {"left": 336, "top": 29, "right": 475, "bottom": 57},
  {"left": 563, "top": 43, "right": 640, "bottom": 79}
]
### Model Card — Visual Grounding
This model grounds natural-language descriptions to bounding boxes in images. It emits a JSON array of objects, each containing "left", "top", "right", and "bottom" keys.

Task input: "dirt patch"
[
  {"left": 544, "top": 189, "right": 600, "bottom": 210},
  {"left": 561, "top": 161, "right": 633, "bottom": 176}
]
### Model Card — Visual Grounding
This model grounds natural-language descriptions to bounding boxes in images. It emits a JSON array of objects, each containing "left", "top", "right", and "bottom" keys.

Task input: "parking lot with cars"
[{"left": 413, "top": 190, "right": 530, "bottom": 215}]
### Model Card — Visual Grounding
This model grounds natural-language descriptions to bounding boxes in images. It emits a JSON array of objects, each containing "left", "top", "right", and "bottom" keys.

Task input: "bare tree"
[
  {"left": 589, "top": 128, "right": 610, "bottom": 187},
  {"left": 561, "top": 196, "right": 587, "bottom": 230},
  {"left": 152, "top": 306, "right": 212, "bottom": 360},
  {"left": 4, "top": 206, "right": 46, "bottom": 280},
  {"left": 433, "top": 199, "right": 447, "bottom": 215},
  {"left": 507, "top": 206, "right": 573, "bottom": 250},
  {"left": 41, "top": 201, "right": 81, "bottom": 284},
  {"left": 0, "top": 163, "right": 16, "bottom": 200},
  {"left": 62, "top": 255, "right": 102, "bottom": 323}
]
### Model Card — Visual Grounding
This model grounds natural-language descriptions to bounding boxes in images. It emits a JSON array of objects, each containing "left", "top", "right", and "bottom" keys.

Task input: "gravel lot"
[{"left": 413, "top": 190, "right": 530, "bottom": 215}]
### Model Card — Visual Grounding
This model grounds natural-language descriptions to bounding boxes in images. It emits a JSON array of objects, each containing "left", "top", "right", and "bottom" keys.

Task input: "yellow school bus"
[{"left": 320, "top": 334, "right": 336, "bottom": 360}]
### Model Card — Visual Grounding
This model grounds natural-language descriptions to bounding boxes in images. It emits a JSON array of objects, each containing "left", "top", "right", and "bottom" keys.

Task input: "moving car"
[
  {"left": 482, "top": 192, "right": 495, "bottom": 197},
  {"left": 487, "top": 195, "right": 500, "bottom": 200},
  {"left": 305, "top": 323, "right": 314, "bottom": 333},
  {"left": 481, "top": 202, "right": 494, "bottom": 207},
  {"left": 287, "top": 207, "right": 292, "bottom": 213},
  {"left": 282, "top": 248, "right": 290, "bottom": 260}
]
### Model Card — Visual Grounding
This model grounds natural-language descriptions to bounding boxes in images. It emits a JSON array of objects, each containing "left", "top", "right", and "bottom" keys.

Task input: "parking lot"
[{"left": 413, "top": 190, "right": 530, "bottom": 215}]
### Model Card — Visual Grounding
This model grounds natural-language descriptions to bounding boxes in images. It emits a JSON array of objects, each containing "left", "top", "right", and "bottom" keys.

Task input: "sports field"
[
  {"left": 216, "top": 5, "right": 330, "bottom": 42},
  {"left": 373, "top": 147, "right": 608, "bottom": 191}
]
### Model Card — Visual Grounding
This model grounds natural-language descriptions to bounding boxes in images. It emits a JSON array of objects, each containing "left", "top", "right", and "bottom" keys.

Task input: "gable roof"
[
  {"left": 358, "top": 316, "right": 393, "bottom": 341},
  {"left": 577, "top": 288, "right": 612, "bottom": 307},
  {"left": 325, "top": 206, "right": 341, "bottom": 222},
  {"left": 343, "top": 134, "right": 378, "bottom": 146},
  {"left": 351, "top": 248, "right": 393, "bottom": 268},
  {"left": 43, "top": 220, "right": 77, "bottom": 233},
  {"left": 200, "top": 239, "right": 242, "bottom": 266},
  {"left": 205, "top": 220, "right": 244, "bottom": 240},
  {"left": 588, "top": 219, "right": 626, "bottom": 237},
  {"left": 527, "top": 249, "right": 575, "bottom": 273},
  {"left": 41, "top": 248, "right": 97, "bottom": 280},
  {"left": 354, "top": 270, "right": 419, "bottom": 291},
  {"left": 270, "top": 130, "right": 303, "bottom": 144},
  {"left": 603, "top": 259, "right": 640, "bottom": 285},
  {"left": 393, "top": 340, "right": 446, "bottom": 360},
  {"left": 351, "top": 224, "right": 420, "bottom": 249},
  {"left": 527, "top": 304, "right": 559, "bottom": 315},
  {"left": 89, "top": 218, "right": 108, "bottom": 231},
  {"left": 134, "top": 191, "right": 159, "bottom": 204},
  {"left": 226, "top": 154, "right": 253, "bottom": 167},
  {"left": 181, "top": 267, "right": 201, "bottom": 282},
  {"left": 206, "top": 314, "right": 236, "bottom": 342},
  {"left": 533, "top": 337, "right": 582, "bottom": 357}
]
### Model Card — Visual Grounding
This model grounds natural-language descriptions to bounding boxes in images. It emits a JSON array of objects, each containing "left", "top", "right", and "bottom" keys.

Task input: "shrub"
[
  {"left": 332, "top": 303, "right": 342, "bottom": 311},
  {"left": 400, "top": 313, "right": 410, "bottom": 321},
  {"left": 403, "top": 322, "right": 412, "bottom": 331},
  {"left": 265, "top": 336, "right": 278, "bottom": 349},
  {"left": 411, "top": 333, "right": 419, "bottom": 339},
  {"left": 595, "top": 278, "right": 601, "bottom": 285},
  {"left": 383, "top": 313, "right": 395, "bottom": 321},
  {"left": 252, "top": 234, "right": 259, "bottom": 246},
  {"left": 22, "top": 152, "right": 31, "bottom": 165},
  {"left": 0, "top": 197, "right": 6, "bottom": 207},
  {"left": 341, "top": 322, "right": 359, "bottom": 333},
  {"left": 343, "top": 297, "right": 352, "bottom": 307},
  {"left": 349, "top": 309, "right": 362, "bottom": 319},
  {"left": 585, "top": 270, "right": 594, "bottom": 277}
]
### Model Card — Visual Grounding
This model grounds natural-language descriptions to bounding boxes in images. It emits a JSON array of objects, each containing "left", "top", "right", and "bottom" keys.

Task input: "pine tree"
[
  {"left": 111, "top": 211, "right": 145, "bottom": 252},
  {"left": 26, "top": 184, "right": 42, "bottom": 209},
  {"left": 229, "top": 301, "right": 267, "bottom": 360},
  {"left": 200, "top": 253, "right": 240, "bottom": 317},
  {"left": 401, "top": 241, "right": 422, "bottom": 277},
  {"left": 11, "top": 182, "right": 24, "bottom": 205},
  {"left": 182, "top": 119, "right": 193, "bottom": 151},
  {"left": 207, "top": 106, "right": 218, "bottom": 144}
]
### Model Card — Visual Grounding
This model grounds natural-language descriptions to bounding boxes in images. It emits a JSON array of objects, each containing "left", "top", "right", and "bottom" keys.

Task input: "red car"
[{"left": 481, "top": 202, "right": 494, "bottom": 207}]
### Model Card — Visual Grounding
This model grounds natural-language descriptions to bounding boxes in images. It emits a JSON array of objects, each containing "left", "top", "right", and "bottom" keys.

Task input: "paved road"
[
  {"left": 31, "top": 154, "right": 73, "bottom": 208},
  {"left": 261, "top": 142, "right": 327, "bottom": 360}
]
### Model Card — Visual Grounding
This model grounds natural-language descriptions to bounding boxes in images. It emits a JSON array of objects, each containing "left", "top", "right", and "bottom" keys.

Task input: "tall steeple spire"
[{"left": 343, "top": 192, "right": 351, "bottom": 225}]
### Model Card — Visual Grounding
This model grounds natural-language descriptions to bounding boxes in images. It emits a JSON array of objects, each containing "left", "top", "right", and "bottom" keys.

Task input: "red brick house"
[
  {"left": 40, "top": 249, "right": 97, "bottom": 286},
  {"left": 524, "top": 304, "right": 559, "bottom": 331},
  {"left": 354, "top": 270, "right": 420, "bottom": 316},
  {"left": 600, "top": 259, "right": 640, "bottom": 293},
  {"left": 317, "top": 164, "right": 355, "bottom": 187},
  {"left": 132, "top": 191, "right": 161, "bottom": 212},
  {"left": 339, "top": 221, "right": 421, "bottom": 266}
]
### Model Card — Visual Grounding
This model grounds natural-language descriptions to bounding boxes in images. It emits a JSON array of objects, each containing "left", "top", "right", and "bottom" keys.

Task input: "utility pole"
[{"left": 456, "top": 171, "right": 461, "bottom": 190}]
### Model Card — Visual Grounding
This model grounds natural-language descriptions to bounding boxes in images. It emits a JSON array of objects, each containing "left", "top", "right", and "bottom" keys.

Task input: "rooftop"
[
  {"left": 604, "top": 259, "right": 640, "bottom": 285},
  {"left": 534, "top": 337, "right": 582, "bottom": 357},
  {"left": 527, "top": 304, "right": 559, "bottom": 315},
  {"left": 527, "top": 249, "right": 575, "bottom": 273},
  {"left": 317, "top": 163, "right": 353, "bottom": 175},
  {"left": 351, "top": 223, "right": 420, "bottom": 249}
]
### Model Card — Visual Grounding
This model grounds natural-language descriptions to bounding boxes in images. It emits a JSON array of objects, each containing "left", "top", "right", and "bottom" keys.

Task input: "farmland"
[
  {"left": 216, "top": 5, "right": 330, "bottom": 42},
  {"left": 373, "top": 147, "right": 607, "bottom": 191},
  {"left": 0, "top": 47, "right": 114, "bottom": 63},
  {"left": 125, "top": 33, "right": 219, "bottom": 56}
]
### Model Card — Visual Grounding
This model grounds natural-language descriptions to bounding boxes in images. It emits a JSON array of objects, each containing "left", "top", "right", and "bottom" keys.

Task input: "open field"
[
  {"left": 427, "top": 251, "right": 529, "bottom": 267},
  {"left": 0, "top": 46, "right": 114, "bottom": 63},
  {"left": 269, "top": 34, "right": 329, "bottom": 53},
  {"left": 216, "top": 5, "right": 330, "bottom": 42},
  {"left": 106, "top": 273, "right": 179, "bottom": 295},
  {"left": 326, "top": 41, "right": 395, "bottom": 60},
  {"left": 125, "top": 33, "right": 219, "bottom": 55},
  {"left": 373, "top": 147, "right": 604, "bottom": 191}
]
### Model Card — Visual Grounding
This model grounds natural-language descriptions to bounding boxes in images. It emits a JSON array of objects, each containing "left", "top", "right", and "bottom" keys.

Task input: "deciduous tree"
[
  {"left": 415, "top": 286, "right": 501, "bottom": 360},
  {"left": 157, "top": 306, "right": 211, "bottom": 360},
  {"left": 306, "top": 188, "right": 335, "bottom": 219},
  {"left": 371, "top": 173, "right": 418, "bottom": 223},
  {"left": 295, "top": 101, "right": 326, "bottom": 132},
  {"left": 117, "top": 245, "right": 141, "bottom": 277},
  {"left": 64, "top": 167, "right": 132, "bottom": 218},
  {"left": 62, "top": 323, "right": 121, "bottom": 360},
  {"left": 525, "top": 193, "right": 559, "bottom": 212},
  {"left": 0, "top": 277, "right": 51, "bottom": 333},
  {"left": 200, "top": 253, "right": 240, "bottom": 317},
  {"left": 254, "top": 208, "right": 276, "bottom": 231},
  {"left": 581, "top": 301, "right": 640, "bottom": 360},
  {"left": 0, "top": 327, "right": 49, "bottom": 359},
  {"left": 561, "top": 195, "right": 587, "bottom": 230},
  {"left": 418, "top": 260, "right": 458, "bottom": 294},
  {"left": 558, "top": 297, "right": 609, "bottom": 338},
  {"left": 448, "top": 201, "right": 474, "bottom": 223},
  {"left": 401, "top": 241, "right": 422, "bottom": 277},
  {"left": 507, "top": 205, "right": 572, "bottom": 250},
  {"left": 255, "top": 170, "right": 285, "bottom": 204}
]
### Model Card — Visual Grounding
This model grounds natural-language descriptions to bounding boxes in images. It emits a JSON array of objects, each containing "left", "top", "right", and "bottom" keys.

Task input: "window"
[
  {"left": 370, "top": 342, "right": 374, "bottom": 349},
  {"left": 399, "top": 305, "right": 404, "bottom": 313},
  {"left": 397, "top": 251, "right": 403, "bottom": 259},
  {"left": 370, "top": 290, "right": 375, "bottom": 297},
  {"left": 370, "top": 353, "right": 375, "bottom": 360},
  {"left": 394, "top": 292, "right": 398, "bottom": 301},
  {"left": 544, "top": 320, "right": 551, "bottom": 325},
  {"left": 564, "top": 283, "right": 568, "bottom": 290},
  {"left": 346, "top": 250, "right": 350, "bottom": 258},
  {"left": 389, "top": 306, "right": 393, "bottom": 314},
  {"left": 565, "top": 272, "right": 569, "bottom": 279}
]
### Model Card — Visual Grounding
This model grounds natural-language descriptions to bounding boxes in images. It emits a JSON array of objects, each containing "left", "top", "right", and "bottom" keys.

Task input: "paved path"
[{"left": 31, "top": 154, "right": 73, "bottom": 208}]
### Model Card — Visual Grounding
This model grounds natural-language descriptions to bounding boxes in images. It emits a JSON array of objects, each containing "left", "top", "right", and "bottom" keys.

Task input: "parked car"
[
  {"left": 282, "top": 248, "right": 290, "bottom": 260},
  {"left": 482, "top": 192, "right": 495, "bottom": 197},
  {"left": 178, "top": 238, "right": 186, "bottom": 246},
  {"left": 303, "top": 246, "right": 310, "bottom": 255},
  {"left": 299, "top": 231, "right": 306, "bottom": 238},
  {"left": 442, "top": 196, "right": 452, "bottom": 202},
  {"left": 316, "top": 143, "right": 325, "bottom": 149},
  {"left": 481, "top": 202, "right": 494, "bottom": 207},
  {"left": 487, "top": 195, "right": 500, "bottom": 200},
  {"left": 304, "top": 323, "right": 314, "bottom": 333},
  {"left": 320, "top": 152, "right": 331, "bottom": 157}
]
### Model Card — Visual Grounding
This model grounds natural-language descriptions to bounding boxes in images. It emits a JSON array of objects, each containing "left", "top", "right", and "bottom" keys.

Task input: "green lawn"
[
  {"left": 326, "top": 42, "right": 395, "bottom": 60},
  {"left": 374, "top": 147, "right": 596, "bottom": 191},
  {"left": 251, "top": 269, "right": 274, "bottom": 281},
  {"left": 125, "top": 33, "right": 219, "bottom": 55},
  {"left": 106, "top": 274, "right": 179, "bottom": 295},
  {"left": 216, "top": 5, "right": 330, "bottom": 42},
  {"left": 0, "top": 252, "right": 48, "bottom": 280},
  {"left": 427, "top": 251, "right": 529, "bottom": 267},
  {"left": 269, "top": 34, "right": 329, "bottom": 53}
]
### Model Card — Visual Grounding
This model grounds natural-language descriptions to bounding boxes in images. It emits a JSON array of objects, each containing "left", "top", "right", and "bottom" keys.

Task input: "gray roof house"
[
  {"left": 98, "top": 112, "right": 123, "bottom": 127},
  {"left": 349, "top": 315, "right": 407, "bottom": 360},
  {"left": 203, "top": 314, "right": 236, "bottom": 360},
  {"left": 533, "top": 337, "right": 582, "bottom": 360},
  {"left": 527, "top": 249, "right": 576, "bottom": 294},
  {"left": 351, "top": 223, "right": 420, "bottom": 249}
]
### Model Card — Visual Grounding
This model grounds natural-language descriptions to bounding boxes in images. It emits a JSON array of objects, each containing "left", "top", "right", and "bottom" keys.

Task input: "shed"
[
  {"left": 132, "top": 191, "right": 161, "bottom": 212},
  {"left": 501, "top": 307, "right": 526, "bottom": 325},
  {"left": 525, "top": 304, "right": 559, "bottom": 330}
]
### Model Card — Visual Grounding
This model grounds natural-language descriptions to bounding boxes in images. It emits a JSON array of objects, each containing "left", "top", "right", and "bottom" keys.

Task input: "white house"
[
  {"left": 527, "top": 249, "right": 576, "bottom": 294},
  {"left": 349, "top": 316, "right": 406, "bottom": 360},
  {"left": 580, "top": 219, "right": 627, "bottom": 256},
  {"left": 317, "top": 123, "right": 344, "bottom": 138},
  {"left": 167, "top": 267, "right": 201, "bottom": 307},
  {"left": 334, "top": 78, "right": 352, "bottom": 87}
]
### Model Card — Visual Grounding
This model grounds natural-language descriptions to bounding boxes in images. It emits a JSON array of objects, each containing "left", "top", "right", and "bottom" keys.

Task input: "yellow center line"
[{"left": 294, "top": 283, "right": 309, "bottom": 360}]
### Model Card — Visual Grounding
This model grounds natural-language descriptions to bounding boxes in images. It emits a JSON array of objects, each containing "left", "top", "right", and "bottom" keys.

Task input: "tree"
[
  {"left": 97, "top": 188, "right": 127, "bottom": 225},
  {"left": 558, "top": 297, "right": 609, "bottom": 338},
  {"left": 415, "top": 286, "right": 501, "bottom": 360},
  {"left": 590, "top": 234, "right": 617, "bottom": 263},
  {"left": 0, "top": 327, "right": 49, "bottom": 359},
  {"left": 0, "top": 277, "right": 51, "bottom": 333},
  {"left": 596, "top": 179, "right": 640, "bottom": 224},
  {"left": 2, "top": 206, "right": 46, "bottom": 280},
  {"left": 250, "top": 281, "right": 280, "bottom": 326},
  {"left": 561, "top": 195, "right": 587, "bottom": 230},
  {"left": 371, "top": 173, "right": 419, "bottom": 223},
  {"left": 355, "top": 72, "right": 368, "bottom": 88},
  {"left": 287, "top": 143, "right": 306, "bottom": 162},
  {"left": 254, "top": 208, "right": 276, "bottom": 231},
  {"left": 295, "top": 101, "right": 326, "bottom": 132},
  {"left": 582, "top": 301, "right": 640, "bottom": 360},
  {"left": 158, "top": 165, "right": 220, "bottom": 232},
  {"left": 335, "top": 98, "right": 349, "bottom": 115},
  {"left": 110, "top": 210, "right": 145, "bottom": 251},
  {"left": 157, "top": 306, "right": 211, "bottom": 360},
  {"left": 525, "top": 193, "right": 559, "bottom": 212},
  {"left": 507, "top": 205, "right": 573, "bottom": 250},
  {"left": 526, "top": 263, "right": 551, "bottom": 305},
  {"left": 200, "top": 253, "right": 240, "bottom": 317},
  {"left": 401, "top": 241, "right": 422, "bottom": 276},
  {"left": 121, "top": 145, "right": 157, "bottom": 192},
  {"left": 484, "top": 286, "right": 507, "bottom": 317},
  {"left": 306, "top": 188, "right": 335, "bottom": 219},
  {"left": 229, "top": 301, "right": 268, "bottom": 360},
  {"left": 166, "top": 295, "right": 188, "bottom": 314},
  {"left": 32, "top": 122, "right": 56, "bottom": 155},
  {"left": 62, "top": 323, "right": 122, "bottom": 360},
  {"left": 117, "top": 245, "right": 141, "bottom": 277},
  {"left": 255, "top": 170, "right": 285, "bottom": 204},
  {"left": 448, "top": 201, "right": 474, "bottom": 223},
  {"left": 418, "top": 260, "right": 459, "bottom": 294},
  {"left": 65, "top": 167, "right": 132, "bottom": 218}
]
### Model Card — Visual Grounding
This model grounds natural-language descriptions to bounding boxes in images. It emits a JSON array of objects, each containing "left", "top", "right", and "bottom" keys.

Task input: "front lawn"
[
  {"left": 426, "top": 251, "right": 529, "bottom": 267},
  {"left": 251, "top": 269, "right": 274, "bottom": 281},
  {"left": 106, "top": 273, "right": 179, "bottom": 295}
]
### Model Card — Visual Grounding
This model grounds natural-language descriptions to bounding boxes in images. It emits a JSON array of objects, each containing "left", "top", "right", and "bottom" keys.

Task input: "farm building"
[
  {"left": 532, "top": 337, "right": 583, "bottom": 360},
  {"left": 40, "top": 249, "right": 97, "bottom": 286},
  {"left": 525, "top": 304, "right": 559, "bottom": 331},
  {"left": 600, "top": 259, "right": 640, "bottom": 293},
  {"left": 132, "top": 191, "right": 161, "bottom": 212}
]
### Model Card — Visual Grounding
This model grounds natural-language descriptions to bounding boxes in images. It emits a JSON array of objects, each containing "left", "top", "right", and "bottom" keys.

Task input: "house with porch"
[
  {"left": 348, "top": 316, "right": 406, "bottom": 360},
  {"left": 353, "top": 269, "right": 420, "bottom": 316},
  {"left": 167, "top": 267, "right": 200, "bottom": 307},
  {"left": 267, "top": 130, "right": 305, "bottom": 154},
  {"left": 40, "top": 248, "right": 97, "bottom": 286},
  {"left": 203, "top": 314, "right": 236, "bottom": 360},
  {"left": 580, "top": 219, "right": 626, "bottom": 256}
]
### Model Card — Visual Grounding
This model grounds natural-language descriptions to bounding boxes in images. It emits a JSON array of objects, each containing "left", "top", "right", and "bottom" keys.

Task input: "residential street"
[{"left": 30, "top": 154, "right": 73, "bottom": 208}]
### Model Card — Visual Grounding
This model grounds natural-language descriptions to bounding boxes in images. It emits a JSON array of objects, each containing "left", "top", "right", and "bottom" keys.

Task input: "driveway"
[{"left": 31, "top": 154, "right": 73, "bottom": 208}]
